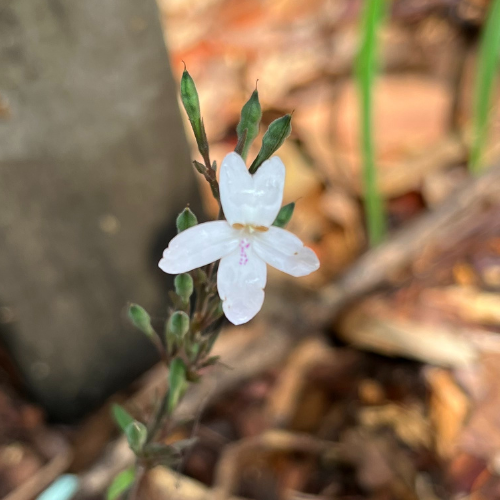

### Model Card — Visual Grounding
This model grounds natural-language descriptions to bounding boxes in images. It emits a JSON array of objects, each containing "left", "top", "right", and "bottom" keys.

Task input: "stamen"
[
  {"left": 232, "top": 223, "right": 245, "bottom": 230},
  {"left": 255, "top": 226, "right": 269, "bottom": 232}
]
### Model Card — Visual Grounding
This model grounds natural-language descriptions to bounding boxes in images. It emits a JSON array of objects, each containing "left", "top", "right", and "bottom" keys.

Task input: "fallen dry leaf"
[
  {"left": 425, "top": 367, "right": 470, "bottom": 459},
  {"left": 339, "top": 298, "right": 478, "bottom": 367},
  {"left": 359, "top": 403, "right": 431, "bottom": 450},
  {"left": 423, "top": 286, "right": 500, "bottom": 326}
]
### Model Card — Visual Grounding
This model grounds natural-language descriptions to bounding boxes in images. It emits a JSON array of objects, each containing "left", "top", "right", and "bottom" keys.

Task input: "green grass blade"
[
  {"left": 469, "top": 0, "right": 500, "bottom": 174},
  {"left": 356, "top": 0, "right": 387, "bottom": 246}
]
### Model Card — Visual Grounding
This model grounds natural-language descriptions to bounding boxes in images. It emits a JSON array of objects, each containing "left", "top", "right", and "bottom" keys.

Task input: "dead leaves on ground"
[{"left": 139, "top": 1, "right": 500, "bottom": 499}]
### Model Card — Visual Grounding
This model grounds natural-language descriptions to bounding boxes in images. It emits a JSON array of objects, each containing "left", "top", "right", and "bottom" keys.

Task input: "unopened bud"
[
  {"left": 128, "top": 304, "right": 155, "bottom": 339},
  {"left": 167, "top": 311, "right": 190, "bottom": 338},
  {"left": 174, "top": 273, "right": 194, "bottom": 302},
  {"left": 236, "top": 89, "right": 262, "bottom": 160},
  {"left": 180, "top": 67, "right": 210, "bottom": 162},
  {"left": 180, "top": 68, "right": 201, "bottom": 131},
  {"left": 125, "top": 421, "right": 147, "bottom": 454},
  {"left": 249, "top": 114, "right": 292, "bottom": 173}
]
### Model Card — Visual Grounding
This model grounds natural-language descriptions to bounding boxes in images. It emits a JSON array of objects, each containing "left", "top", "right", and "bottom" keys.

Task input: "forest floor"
[{"left": 3, "top": 1, "right": 500, "bottom": 499}]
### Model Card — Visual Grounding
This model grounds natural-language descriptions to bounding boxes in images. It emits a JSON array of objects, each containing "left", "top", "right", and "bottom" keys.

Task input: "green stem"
[
  {"left": 469, "top": 0, "right": 500, "bottom": 174},
  {"left": 126, "top": 465, "right": 145, "bottom": 500},
  {"left": 356, "top": 0, "right": 387, "bottom": 246}
]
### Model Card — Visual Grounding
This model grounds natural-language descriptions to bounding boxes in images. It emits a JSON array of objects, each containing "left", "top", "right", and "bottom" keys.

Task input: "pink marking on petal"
[{"left": 239, "top": 239, "right": 250, "bottom": 266}]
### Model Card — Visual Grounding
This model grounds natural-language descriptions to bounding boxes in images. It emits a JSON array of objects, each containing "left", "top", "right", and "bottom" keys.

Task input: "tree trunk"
[{"left": 0, "top": 0, "right": 201, "bottom": 421}]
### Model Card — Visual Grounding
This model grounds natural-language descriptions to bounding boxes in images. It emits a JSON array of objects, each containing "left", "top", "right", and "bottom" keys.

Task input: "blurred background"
[{"left": 2, "top": 0, "right": 500, "bottom": 498}]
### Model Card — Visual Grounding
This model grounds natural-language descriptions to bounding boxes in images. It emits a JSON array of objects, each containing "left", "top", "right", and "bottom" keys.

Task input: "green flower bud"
[
  {"left": 167, "top": 311, "right": 190, "bottom": 338},
  {"left": 125, "top": 421, "right": 147, "bottom": 454},
  {"left": 272, "top": 202, "right": 295, "bottom": 228},
  {"left": 249, "top": 114, "right": 292, "bottom": 174},
  {"left": 174, "top": 273, "right": 194, "bottom": 302},
  {"left": 168, "top": 357, "right": 188, "bottom": 413},
  {"left": 180, "top": 68, "right": 201, "bottom": 133},
  {"left": 176, "top": 207, "right": 198, "bottom": 233},
  {"left": 236, "top": 89, "right": 262, "bottom": 160},
  {"left": 128, "top": 304, "right": 155, "bottom": 339},
  {"left": 180, "top": 68, "right": 210, "bottom": 162}
]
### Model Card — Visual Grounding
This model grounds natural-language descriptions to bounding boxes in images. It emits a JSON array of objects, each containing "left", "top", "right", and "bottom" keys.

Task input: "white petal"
[
  {"left": 253, "top": 226, "right": 320, "bottom": 277},
  {"left": 219, "top": 153, "right": 285, "bottom": 227},
  {"left": 159, "top": 221, "right": 239, "bottom": 274},
  {"left": 217, "top": 242, "right": 267, "bottom": 325},
  {"left": 219, "top": 152, "right": 254, "bottom": 226},
  {"left": 251, "top": 156, "right": 286, "bottom": 227}
]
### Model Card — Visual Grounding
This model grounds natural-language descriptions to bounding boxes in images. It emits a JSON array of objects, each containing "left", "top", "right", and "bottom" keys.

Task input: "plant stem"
[
  {"left": 469, "top": 0, "right": 500, "bottom": 174},
  {"left": 356, "top": 0, "right": 387, "bottom": 246},
  {"left": 126, "top": 465, "right": 145, "bottom": 500}
]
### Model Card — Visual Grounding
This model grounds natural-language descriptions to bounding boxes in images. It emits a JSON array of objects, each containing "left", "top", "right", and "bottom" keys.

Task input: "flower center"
[
  {"left": 238, "top": 239, "right": 250, "bottom": 266},
  {"left": 232, "top": 223, "right": 269, "bottom": 233}
]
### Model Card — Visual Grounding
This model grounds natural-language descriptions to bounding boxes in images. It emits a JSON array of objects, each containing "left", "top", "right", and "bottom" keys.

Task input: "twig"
[{"left": 307, "top": 163, "right": 500, "bottom": 327}]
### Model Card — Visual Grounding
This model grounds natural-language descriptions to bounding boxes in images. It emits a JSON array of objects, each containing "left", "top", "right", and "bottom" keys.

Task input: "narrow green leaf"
[
  {"left": 176, "top": 207, "right": 198, "bottom": 233},
  {"left": 107, "top": 468, "right": 136, "bottom": 500},
  {"left": 193, "top": 160, "right": 207, "bottom": 175},
  {"left": 168, "top": 358, "right": 188, "bottom": 414},
  {"left": 272, "top": 202, "right": 295, "bottom": 228},
  {"left": 249, "top": 114, "right": 292, "bottom": 174},
  {"left": 236, "top": 89, "right": 262, "bottom": 160},
  {"left": 355, "top": 0, "right": 387, "bottom": 246},
  {"left": 111, "top": 404, "right": 135, "bottom": 433},
  {"left": 469, "top": 0, "right": 500, "bottom": 174}
]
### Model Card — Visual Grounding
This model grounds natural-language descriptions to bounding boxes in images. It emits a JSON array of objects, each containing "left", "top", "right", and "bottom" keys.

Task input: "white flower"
[{"left": 159, "top": 152, "right": 320, "bottom": 325}]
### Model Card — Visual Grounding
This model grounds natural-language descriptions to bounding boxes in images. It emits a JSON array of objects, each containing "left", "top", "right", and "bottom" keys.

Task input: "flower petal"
[
  {"left": 220, "top": 153, "right": 285, "bottom": 227},
  {"left": 251, "top": 156, "right": 286, "bottom": 227},
  {"left": 217, "top": 242, "right": 267, "bottom": 325},
  {"left": 253, "top": 226, "right": 320, "bottom": 277},
  {"left": 159, "top": 221, "right": 239, "bottom": 274},
  {"left": 219, "top": 152, "right": 253, "bottom": 227}
]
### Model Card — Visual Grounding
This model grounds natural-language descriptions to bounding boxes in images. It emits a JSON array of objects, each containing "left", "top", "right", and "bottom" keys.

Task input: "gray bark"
[{"left": 0, "top": 0, "right": 201, "bottom": 420}]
